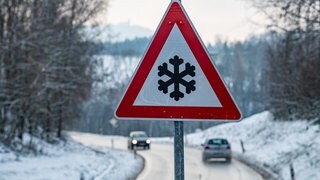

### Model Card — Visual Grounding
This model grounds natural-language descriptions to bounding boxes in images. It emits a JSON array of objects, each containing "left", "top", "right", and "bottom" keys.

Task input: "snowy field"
[
  {"left": 0, "top": 134, "right": 143, "bottom": 180},
  {"left": 154, "top": 111, "right": 320, "bottom": 180}
]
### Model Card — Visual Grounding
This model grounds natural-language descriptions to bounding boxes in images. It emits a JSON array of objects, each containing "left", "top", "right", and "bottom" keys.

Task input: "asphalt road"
[
  {"left": 69, "top": 133, "right": 263, "bottom": 180},
  {"left": 137, "top": 143, "right": 263, "bottom": 180}
]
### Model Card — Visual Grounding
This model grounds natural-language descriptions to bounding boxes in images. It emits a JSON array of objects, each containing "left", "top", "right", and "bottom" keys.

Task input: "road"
[
  {"left": 69, "top": 133, "right": 263, "bottom": 180},
  {"left": 137, "top": 143, "right": 263, "bottom": 180}
]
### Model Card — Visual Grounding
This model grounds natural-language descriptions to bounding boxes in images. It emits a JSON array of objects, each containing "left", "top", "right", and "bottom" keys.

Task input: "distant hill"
[{"left": 109, "top": 22, "right": 153, "bottom": 41}]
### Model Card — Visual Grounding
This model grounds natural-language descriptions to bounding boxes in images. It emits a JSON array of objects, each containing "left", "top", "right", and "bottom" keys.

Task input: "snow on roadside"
[
  {"left": 154, "top": 111, "right": 320, "bottom": 180},
  {"left": 67, "top": 132, "right": 144, "bottom": 180},
  {"left": 98, "top": 148, "right": 143, "bottom": 180},
  {"left": 0, "top": 142, "right": 16, "bottom": 163},
  {"left": 0, "top": 133, "right": 143, "bottom": 180}
]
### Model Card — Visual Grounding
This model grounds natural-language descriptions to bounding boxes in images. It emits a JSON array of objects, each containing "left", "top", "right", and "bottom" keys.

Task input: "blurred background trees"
[
  {"left": 0, "top": 0, "right": 106, "bottom": 149},
  {"left": 252, "top": 0, "right": 320, "bottom": 120}
]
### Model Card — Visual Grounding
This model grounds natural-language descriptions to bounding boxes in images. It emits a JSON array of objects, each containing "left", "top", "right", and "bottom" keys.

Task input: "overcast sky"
[{"left": 97, "top": 0, "right": 267, "bottom": 43}]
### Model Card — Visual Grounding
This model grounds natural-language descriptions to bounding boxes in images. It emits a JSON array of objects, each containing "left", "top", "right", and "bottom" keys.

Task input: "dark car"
[
  {"left": 202, "top": 138, "right": 232, "bottom": 163},
  {"left": 128, "top": 131, "right": 151, "bottom": 150}
]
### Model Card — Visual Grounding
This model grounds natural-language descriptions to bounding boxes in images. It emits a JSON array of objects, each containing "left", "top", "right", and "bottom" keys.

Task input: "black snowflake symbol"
[{"left": 158, "top": 55, "right": 196, "bottom": 101}]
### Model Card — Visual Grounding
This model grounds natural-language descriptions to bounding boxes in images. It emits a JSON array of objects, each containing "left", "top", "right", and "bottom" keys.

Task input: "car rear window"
[{"left": 208, "top": 139, "right": 229, "bottom": 145}]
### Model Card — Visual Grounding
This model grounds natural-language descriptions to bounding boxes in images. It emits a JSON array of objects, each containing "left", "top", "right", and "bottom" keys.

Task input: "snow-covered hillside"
[
  {"left": 100, "top": 55, "right": 139, "bottom": 87},
  {"left": 84, "top": 23, "right": 153, "bottom": 42},
  {"left": 0, "top": 134, "right": 143, "bottom": 180},
  {"left": 156, "top": 111, "right": 320, "bottom": 180}
]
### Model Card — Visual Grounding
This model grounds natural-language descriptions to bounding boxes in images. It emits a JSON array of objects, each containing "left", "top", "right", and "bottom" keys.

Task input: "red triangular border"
[{"left": 115, "top": 1, "right": 241, "bottom": 120}]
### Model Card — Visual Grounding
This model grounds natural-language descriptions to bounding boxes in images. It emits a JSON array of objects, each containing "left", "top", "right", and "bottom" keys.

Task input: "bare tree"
[
  {"left": 251, "top": 0, "right": 320, "bottom": 120},
  {"left": 0, "top": 0, "right": 108, "bottom": 149}
]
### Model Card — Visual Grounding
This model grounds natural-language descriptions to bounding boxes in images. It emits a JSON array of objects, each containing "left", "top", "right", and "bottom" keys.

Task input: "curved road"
[
  {"left": 137, "top": 143, "right": 262, "bottom": 180},
  {"left": 69, "top": 133, "right": 263, "bottom": 180}
]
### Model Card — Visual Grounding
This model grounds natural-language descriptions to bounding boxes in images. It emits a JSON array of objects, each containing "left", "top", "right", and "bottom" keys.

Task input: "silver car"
[
  {"left": 128, "top": 131, "right": 151, "bottom": 150},
  {"left": 202, "top": 138, "right": 232, "bottom": 163}
]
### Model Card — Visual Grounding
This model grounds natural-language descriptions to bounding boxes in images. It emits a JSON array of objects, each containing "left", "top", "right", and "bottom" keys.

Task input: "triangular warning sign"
[{"left": 115, "top": 1, "right": 241, "bottom": 120}]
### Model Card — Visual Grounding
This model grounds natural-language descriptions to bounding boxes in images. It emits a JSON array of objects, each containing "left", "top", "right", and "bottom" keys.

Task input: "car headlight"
[
  {"left": 132, "top": 139, "right": 137, "bottom": 144},
  {"left": 146, "top": 139, "right": 151, "bottom": 144}
]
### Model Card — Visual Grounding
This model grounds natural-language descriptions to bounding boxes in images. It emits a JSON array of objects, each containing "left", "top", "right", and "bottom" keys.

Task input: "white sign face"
[{"left": 133, "top": 24, "right": 222, "bottom": 107}]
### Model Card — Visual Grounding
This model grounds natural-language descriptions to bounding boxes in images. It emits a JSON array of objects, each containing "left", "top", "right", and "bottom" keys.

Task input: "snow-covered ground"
[
  {"left": 67, "top": 132, "right": 144, "bottom": 180},
  {"left": 154, "top": 111, "right": 320, "bottom": 180},
  {"left": 0, "top": 134, "right": 143, "bottom": 180}
]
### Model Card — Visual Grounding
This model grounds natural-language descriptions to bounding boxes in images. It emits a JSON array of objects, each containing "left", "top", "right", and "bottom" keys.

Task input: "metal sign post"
[
  {"left": 171, "top": 0, "right": 184, "bottom": 179},
  {"left": 174, "top": 121, "right": 184, "bottom": 180},
  {"left": 172, "top": 1, "right": 184, "bottom": 180}
]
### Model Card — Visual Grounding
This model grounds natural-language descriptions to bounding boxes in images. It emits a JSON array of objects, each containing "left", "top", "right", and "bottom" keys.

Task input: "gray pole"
[
  {"left": 174, "top": 121, "right": 184, "bottom": 180},
  {"left": 174, "top": 0, "right": 184, "bottom": 179}
]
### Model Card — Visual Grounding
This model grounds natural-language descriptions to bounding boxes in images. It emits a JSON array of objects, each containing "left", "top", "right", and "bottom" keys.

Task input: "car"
[
  {"left": 201, "top": 138, "right": 232, "bottom": 163},
  {"left": 128, "top": 131, "right": 151, "bottom": 150}
]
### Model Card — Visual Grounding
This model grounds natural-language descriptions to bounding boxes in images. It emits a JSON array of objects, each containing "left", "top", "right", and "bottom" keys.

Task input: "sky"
[{"left": 96, "top": 0, "right": 267, "bottom": 43}]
